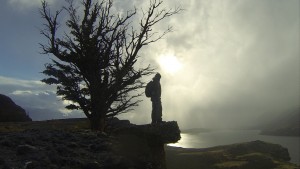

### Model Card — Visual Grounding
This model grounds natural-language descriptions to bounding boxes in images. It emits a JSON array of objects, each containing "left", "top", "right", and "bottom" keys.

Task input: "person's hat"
[{"left": 154, "top": 73, "right": 161, "bottom": 80}]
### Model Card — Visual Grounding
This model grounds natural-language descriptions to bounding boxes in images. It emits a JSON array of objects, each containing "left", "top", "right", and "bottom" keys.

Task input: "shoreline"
[
  {"left": 169, "top": 129, "right": 300, "bottom": 165},
  {"left": 165, "top": 141, "right": 299, "bottom": 169}
]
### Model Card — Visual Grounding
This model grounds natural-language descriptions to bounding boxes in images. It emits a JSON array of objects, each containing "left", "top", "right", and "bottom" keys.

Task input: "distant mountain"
[
  {"left": 25, "top": 107, "right": 84, "bottom": 121},
  {"left": 0, "top": 94, "right": 32, "bottom": 122},
  {"left": 260, "top": 107, "right": 300, "bottom": 136}
]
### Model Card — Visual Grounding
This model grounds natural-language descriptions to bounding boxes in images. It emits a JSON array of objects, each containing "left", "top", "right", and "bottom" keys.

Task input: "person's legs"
[
  {"left": 157, "top": 99, "right": 162, "bottom": 123},
  {"left": 151, "top": 100, "right": 157, "bottom": 124},
  {"left": 152, "top": 98, "right": 162, "bottom": 124}
]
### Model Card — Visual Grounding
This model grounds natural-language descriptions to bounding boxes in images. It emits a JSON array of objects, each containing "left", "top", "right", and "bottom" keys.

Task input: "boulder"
[
  {"left": 113, "top": 121, "right": 181, "bottom": 169},
  {"left": 114, "top": 121, "right": 181, "bottom": 144}
]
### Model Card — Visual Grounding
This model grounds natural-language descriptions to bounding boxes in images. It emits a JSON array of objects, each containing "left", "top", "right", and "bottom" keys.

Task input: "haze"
[{"left": 0, "top": 0, "right": 299, "bottom": 129}]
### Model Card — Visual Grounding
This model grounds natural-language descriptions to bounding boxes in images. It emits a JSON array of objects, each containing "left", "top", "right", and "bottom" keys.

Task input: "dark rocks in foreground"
[
  {"left": 0, "top": 129, "right": 114, "bottom": 169},
  {"left": 0, "top": 121, "right": 181, "bottom": 169},
  {"left": 0, "top": 94, "right": 32, "bottom": 122}
]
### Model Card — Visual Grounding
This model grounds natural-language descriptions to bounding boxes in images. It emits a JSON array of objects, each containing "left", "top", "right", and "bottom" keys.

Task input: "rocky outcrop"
[
  {"left": 113, "top": 121, "right": 181, "bottom": 169},
  {"left": 114, "top": 121, "right": 181, "bottom": 144},
  {"left": 0, "top": 94, "right": 32, "bottom": 122}
]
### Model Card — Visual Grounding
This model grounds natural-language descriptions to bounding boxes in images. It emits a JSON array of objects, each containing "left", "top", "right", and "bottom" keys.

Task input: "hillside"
[
  {"left": 260, "top": 108, "right": 300, "bottom": 136},
  {"left": 0, "top": 94, "right": 32, "bottom": 122},
  {"left": 166, "top": 140, "right": 298, "bottom": 169}
]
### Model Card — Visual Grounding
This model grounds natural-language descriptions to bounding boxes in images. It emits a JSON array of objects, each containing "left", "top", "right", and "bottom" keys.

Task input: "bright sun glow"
[{"left": 158, "top": 54, "right": 182, "bottom": 74}]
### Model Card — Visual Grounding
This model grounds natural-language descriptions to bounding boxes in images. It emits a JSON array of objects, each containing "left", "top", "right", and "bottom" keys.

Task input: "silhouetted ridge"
[
  {"left": 0, "top": 94, "right": 32, "bottom": 122},
  {"left": 260, "top": 107, "right": 300, "bottom": 136}
]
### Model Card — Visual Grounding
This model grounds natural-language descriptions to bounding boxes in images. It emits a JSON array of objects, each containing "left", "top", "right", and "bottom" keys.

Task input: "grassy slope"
[
  {"left": 0, "top": 118, "right": 90, "bottom": 132},
  {"left": 166, "top": 144, "right": 299, "bottom": 169}
]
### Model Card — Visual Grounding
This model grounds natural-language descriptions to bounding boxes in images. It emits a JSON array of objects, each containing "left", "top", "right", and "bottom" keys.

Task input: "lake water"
[{"left": 168, "top": 130, "right": 300, "bottom": 165}]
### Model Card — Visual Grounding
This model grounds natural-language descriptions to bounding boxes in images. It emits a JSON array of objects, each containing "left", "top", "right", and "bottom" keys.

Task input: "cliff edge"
[{"left": 113, "top": 121, "right": 181, "bottom": 169}]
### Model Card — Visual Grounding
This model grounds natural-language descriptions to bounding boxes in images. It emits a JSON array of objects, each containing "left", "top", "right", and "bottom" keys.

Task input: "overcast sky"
[{"left": 0, "top": 0, "right": 299, "bottom": 129}]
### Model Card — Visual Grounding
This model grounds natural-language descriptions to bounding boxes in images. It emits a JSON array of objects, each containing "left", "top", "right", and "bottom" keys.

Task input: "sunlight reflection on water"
[{"left": 167, "top": 133, "right": 200, "bottom": 148}]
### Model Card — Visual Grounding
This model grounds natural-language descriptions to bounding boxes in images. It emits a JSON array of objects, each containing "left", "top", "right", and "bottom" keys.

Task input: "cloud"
[
  {"left": 0, "top": 76, "right": 44, "bottom": 88},
  {"left": 11, "top": 90, "right": 34, "bottom": 95},
  {"left": 8, "top": 0, "right": 57, "bottom": 10},
  {"left": 0, "top": 76, "right": 84, "bottom": 120},
  {"left": 126, "top": 0, "right": 300, "bottom": 129}
]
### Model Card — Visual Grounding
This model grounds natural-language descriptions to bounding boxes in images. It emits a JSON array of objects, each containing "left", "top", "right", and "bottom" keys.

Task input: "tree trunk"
[
  {"left": 89, "top": 86, "right": 106, "bottom": 131},
  {"left": 90, "top": 115, "right": 105, "bottom": 131}
]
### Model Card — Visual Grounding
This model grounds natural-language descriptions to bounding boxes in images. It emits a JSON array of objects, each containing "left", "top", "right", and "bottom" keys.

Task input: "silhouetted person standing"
[{"left": 150, "top": 73, "right": 162, "bottom": 124}]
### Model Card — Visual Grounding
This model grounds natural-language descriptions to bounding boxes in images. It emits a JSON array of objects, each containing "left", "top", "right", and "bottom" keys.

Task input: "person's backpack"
[{"left": 145, "top": 81, "right": 153, "bottom": 97}]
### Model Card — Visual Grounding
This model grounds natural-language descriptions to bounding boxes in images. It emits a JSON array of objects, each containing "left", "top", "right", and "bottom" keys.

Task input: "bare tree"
[{"left": 39, "top": 0, "right": 181, "bottom": 131}]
